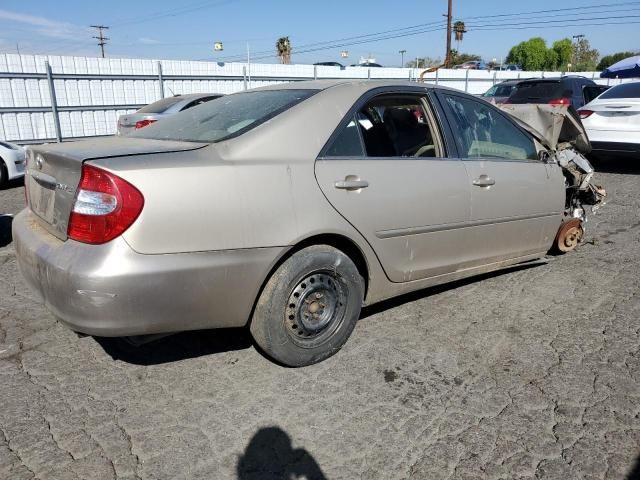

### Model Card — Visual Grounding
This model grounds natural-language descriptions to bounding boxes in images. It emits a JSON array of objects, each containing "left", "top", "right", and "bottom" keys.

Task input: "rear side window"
[
  {"left": 131, "top": 89, "right": 317, "bottom": 143},
  {"left": 599, "top": 82, "right": 640, "bottom": 99},
  {"left": 137, "top": 97, "right": 183, "bottom": 114},
  {"left": 509, "top": 81, "right": 567, "bottom": 103},
  {"left": 325, "top": 117, "right": 365, "bottom": 157}
]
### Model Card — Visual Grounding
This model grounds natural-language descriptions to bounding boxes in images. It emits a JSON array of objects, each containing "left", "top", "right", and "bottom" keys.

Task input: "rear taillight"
[
  {"left": 68, "top": 164, "right": 144, "bottom": 245},
  {"left": 548, "top": 98, "right": 572, "bottom": 106},
  {"left": 578, "top": 109, "right": 594, "bottom": 119},
  {"left": 135, "top": 119, "right": 157, "bottom": 129}
]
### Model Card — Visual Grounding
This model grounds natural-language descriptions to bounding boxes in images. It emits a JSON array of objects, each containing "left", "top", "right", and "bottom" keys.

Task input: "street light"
[{"left": 399, "top": 49, "right": 407, "bottom": 68}]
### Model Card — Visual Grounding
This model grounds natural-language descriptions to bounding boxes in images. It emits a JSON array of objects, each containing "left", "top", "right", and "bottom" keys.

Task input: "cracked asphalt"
[{"left": 0, "top": 160, "right": 639, "bottom": 480}]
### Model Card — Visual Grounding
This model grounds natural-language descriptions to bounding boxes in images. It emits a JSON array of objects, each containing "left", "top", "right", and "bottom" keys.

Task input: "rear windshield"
[
  {"left": 484, "top": 84, "right": 515, "bottom": 97},
  {"left": 130, "top": 89, "right": 317, "bottom": 143},
  {"left": 509, "top": 81, "right": 566, "bottom": 103},
  {"left": 137, "top": 97, "right": 183, "bottom": 114},
  {"left": 598, "top": 82, "right": 640, "bottom": 99}
]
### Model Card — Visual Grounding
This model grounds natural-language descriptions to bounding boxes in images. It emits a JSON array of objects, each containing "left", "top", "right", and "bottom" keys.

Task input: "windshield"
[
  {"left": 598, "top": 82, "right": 640, "bottom": 99},
  {"left": 137, "top": 97, "right": 183, "bottom": 114},
  {"left": 130, "top": 89, "right": 317, "bottom": 143}
]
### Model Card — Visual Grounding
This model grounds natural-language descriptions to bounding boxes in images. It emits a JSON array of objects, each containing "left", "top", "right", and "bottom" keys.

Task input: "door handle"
[
  {"left": 334, "top": 178, "right": 369, "bottom": 190},
  {"left": 472, "top": 175, "right": 495, "bottom": 188}
]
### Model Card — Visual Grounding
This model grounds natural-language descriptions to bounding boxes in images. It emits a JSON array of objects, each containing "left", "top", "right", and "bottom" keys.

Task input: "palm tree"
[
  {"left": 453, "top": 21, "right": 467, "bottom": 52},
  {"left": 276, "top": 37, "right": 292, "bottom": 65}
]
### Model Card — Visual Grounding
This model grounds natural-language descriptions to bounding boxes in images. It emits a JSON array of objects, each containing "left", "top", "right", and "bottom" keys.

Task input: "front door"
[
  {"left": 315, "top": 92, "right": 471, "bottom": 283},
  {"left": 437, "top": 92, "right": 565, "bottom": 265}
]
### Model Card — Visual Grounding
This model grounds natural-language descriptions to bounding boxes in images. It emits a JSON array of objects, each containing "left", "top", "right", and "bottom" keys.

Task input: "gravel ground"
[{"left": 0, "top": 160, "right": 639, "bottom": 480}]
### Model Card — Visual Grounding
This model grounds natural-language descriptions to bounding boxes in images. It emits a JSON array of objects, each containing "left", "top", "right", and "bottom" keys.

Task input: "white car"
[
  {"left": 579, "top": 82, "right": 640, "bottom": 158},
  {"left": 0, "top": 141, "right": 26, "bottom": 187}
]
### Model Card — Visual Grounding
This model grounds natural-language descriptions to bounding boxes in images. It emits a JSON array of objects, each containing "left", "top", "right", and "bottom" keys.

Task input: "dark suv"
[{"left": 507, "top": 76, "right": 608, "bottom": 109}]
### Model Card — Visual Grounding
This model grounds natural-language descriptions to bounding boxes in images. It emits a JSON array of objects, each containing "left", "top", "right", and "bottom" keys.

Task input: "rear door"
[
  {"left": 315, "top": 89, "right": 471, "bottom": 282},
  {"left": 437, "top": 92, "right": 564, "bottom": 264}
]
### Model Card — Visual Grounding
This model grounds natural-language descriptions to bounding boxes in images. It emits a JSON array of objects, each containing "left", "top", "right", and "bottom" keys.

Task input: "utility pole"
[
  {"left": 445, "top": 0, "right": 453, "bottom": 67},
  {"left": 571, "top": 34, "right": 585, "bottom": 72},
  {"left": 399, "top": 49, "right": 406, "bottom": 67},
  {"left": 90, "top": 25, "right": 109, "bottom": 58}
]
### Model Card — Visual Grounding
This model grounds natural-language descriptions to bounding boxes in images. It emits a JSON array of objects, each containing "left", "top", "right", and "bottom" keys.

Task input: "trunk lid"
[
  {"left": 587, "top": 99, "right": 640, "bottom": 131},
  {"left": 26, "top": 137, "right": 206, "bottom": 240}
]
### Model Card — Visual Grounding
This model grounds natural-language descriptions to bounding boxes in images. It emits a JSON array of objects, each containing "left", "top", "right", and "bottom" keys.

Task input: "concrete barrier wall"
[{"left": 0, "top": 53, "right": 625, "bottom": 143}]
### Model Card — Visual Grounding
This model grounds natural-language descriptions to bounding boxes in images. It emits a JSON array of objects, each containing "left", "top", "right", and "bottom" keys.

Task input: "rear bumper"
[{"left": 12, "top": 209, "right": 284, "bottom": 336}]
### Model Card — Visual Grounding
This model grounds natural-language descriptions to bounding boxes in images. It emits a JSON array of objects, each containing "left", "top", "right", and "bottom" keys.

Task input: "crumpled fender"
[{"left": 498, "top": 104, "right": 591, "bottom": 154}]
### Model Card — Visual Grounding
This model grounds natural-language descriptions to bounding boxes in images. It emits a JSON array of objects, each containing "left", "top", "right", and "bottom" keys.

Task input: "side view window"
[
  {"left": 324, "top": 94, "right": 440, "bottom": 158},
  {"left": 443, "top": 95, "right": 538, "bottom": 161},
  {"left": 325, "top": 117, "right": 365, "bottom": 157}
]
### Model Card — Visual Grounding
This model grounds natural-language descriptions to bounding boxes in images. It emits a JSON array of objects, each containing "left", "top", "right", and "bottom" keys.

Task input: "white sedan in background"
[
  {"left": 579, "top": 82, "right": 640, "bottom": 158},
  {"left": 0, "top": 141, "right": 26, "bottom": 187}
]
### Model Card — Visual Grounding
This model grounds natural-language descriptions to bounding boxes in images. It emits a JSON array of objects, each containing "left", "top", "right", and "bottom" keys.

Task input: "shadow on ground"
[
  {"left": 0, "top": 215, "right": 13, "bottom": 248},
  {"left": 0, "top": 177, "right": 24, "bottom": 191},
  {"left": 628, "top": 454, "right": 640, "bottom": 480},
  {"left": 237, "top": 426, "right": 326, "bottom": 480},
  {"left": 95, "top": 260, "right": 546, "bottom": 366},
  {"left": 590, "top": 157, "right": 640, "bottom": 175},
  {"left": 360, "top": 261, "right": 545, "bottom": 320},
  {"left": 94, "top": 327, "right": 253, "bottom": 365}
]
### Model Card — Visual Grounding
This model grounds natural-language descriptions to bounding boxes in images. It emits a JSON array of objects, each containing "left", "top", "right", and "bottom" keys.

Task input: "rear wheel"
[{"left": 250, "top": 245, "right": 364, "bottom": 367}]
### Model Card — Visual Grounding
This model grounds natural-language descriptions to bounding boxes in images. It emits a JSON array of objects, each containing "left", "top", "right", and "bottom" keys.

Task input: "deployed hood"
[{"left": 498, "top": 104, "right": 591, "bottom": 154}]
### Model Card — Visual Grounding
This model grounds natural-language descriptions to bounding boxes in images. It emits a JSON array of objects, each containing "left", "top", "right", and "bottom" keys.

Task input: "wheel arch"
[{"left": 246, "top": 233, "right": 371, "bottom": 327}]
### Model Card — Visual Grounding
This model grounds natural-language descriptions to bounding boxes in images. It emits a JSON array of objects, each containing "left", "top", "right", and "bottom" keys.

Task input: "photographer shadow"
[{"left": 237, "top": 426, "right": 326, "bottom": 480}]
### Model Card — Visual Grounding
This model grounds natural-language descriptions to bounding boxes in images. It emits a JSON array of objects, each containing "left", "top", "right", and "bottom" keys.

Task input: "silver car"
[
  {"left": 0, "top": 140, "right": 26, "bottom": 187},
  {"left": 117, "top": 93, "right": 223, "bottom": 135},
  {"left": 13, "top": 81, "right": 603, "bottom": 367}
]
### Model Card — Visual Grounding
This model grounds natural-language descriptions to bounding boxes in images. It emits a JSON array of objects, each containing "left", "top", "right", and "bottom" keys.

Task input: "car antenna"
[{"left": 166, "top": 86, "right": 176, "bottom": 97}]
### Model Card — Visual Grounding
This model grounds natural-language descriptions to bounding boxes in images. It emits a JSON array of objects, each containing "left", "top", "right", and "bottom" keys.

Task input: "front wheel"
[{"left": 250, "top": 245, "right": 364, "bottom": 367}]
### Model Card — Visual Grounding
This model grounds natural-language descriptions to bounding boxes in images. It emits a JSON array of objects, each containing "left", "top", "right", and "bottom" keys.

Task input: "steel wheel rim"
[{"left": 285, "top": 271, "right": 348, "bottom": 347}]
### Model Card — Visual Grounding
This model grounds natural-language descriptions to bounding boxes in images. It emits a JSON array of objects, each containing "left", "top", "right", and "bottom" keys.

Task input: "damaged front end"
[{"left": 499, "top": 104, "right": 606, "bottom": 252}]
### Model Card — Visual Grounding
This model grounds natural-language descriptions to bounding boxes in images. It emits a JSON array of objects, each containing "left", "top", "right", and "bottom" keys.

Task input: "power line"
[
  {"left": 213, "top": 0, "right": 640, "bottom": 63},
  {"left": 110, "top": 0, "right": 238, "bottom": 28},
  {"left": 90, "top": 25, "right": 109, "bottom": 58}
]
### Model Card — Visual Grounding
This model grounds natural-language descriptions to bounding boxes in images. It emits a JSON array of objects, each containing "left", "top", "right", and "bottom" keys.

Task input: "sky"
[{"left": 0, "top": 0, "right": 638, "bottom": 66}]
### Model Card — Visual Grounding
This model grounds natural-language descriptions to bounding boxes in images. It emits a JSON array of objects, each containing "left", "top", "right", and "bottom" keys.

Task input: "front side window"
[
  {"left": 325, "top": 94, "right": 440, "bottom": 158},
  {"left": 443, "top": 94, "right": 538, "bottom": 161},
  {"left": 131, "top": 89, "right": 317, "bottom": 143}
]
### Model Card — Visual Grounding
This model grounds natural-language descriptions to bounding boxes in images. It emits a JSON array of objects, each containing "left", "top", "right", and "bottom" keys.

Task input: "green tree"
[
  {"left": 449, "top": 49, "right": 481, "bottom": 65},
  {"left": 552, "top": 38, "right": 573, "bottom": 71},
  {"left": 506, "top": 37, "right": 549, "bottom": 71},
  {"left": 406, "top": 57, "right": 442, "bottom": 68},
  {"left": 597, "top": 51, "right": 637, "bottom": 70},
  {"left": 573, "top": 38, "right": 599, "bottom": 71}
]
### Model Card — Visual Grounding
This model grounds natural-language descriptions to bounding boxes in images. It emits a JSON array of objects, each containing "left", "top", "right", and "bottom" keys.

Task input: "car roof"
[{"left": 246, "top": 79, "right": 458, "bottom": 95}]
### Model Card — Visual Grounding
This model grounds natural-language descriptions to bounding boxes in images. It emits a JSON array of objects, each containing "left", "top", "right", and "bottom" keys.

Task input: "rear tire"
[{"left": 250, "top": 245, "right": 364, "bottom": 367}]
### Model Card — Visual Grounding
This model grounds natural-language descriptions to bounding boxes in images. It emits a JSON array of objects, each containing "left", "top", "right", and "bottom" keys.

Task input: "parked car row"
[{"left": 483, "top": 76, "right": 639, "bottom": 158}]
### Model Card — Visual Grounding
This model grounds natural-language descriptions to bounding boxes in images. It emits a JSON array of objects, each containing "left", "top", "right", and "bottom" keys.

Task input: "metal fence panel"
[{"left": 0, "top": 53, "right": 631, "bottom": 143}]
